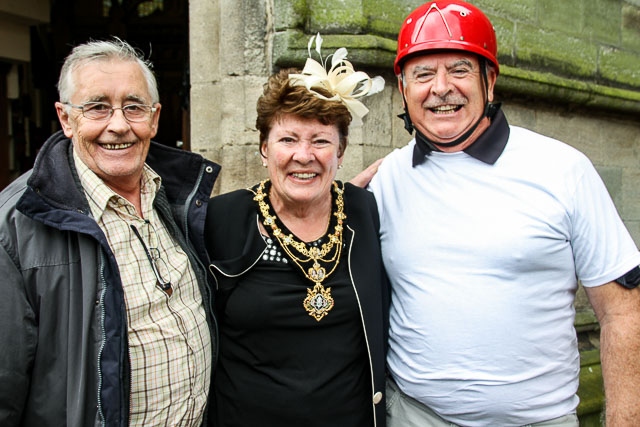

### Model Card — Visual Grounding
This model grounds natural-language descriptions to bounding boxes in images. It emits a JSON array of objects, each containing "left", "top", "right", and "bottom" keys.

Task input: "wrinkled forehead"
[
  {"left": 70, "top": 59, "right": 152, "bottom": 101},
  {"left": 402, "top": 50, "right": 481, "bottom": 73}
]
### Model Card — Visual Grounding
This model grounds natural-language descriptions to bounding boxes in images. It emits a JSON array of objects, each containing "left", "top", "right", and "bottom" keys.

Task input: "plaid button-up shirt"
[{"left": 74, "top": 150, "right": 211, "bottom": 426}]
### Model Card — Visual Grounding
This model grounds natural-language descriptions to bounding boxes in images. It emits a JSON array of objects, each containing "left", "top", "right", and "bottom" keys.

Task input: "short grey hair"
[{"left": 57, "top": 37, "right": 159, "bottom": 104}]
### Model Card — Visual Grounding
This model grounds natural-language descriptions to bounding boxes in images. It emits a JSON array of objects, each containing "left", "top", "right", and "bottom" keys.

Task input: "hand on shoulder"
[{"left": 349, "top": 158, "right": 385, "bottom": 188}]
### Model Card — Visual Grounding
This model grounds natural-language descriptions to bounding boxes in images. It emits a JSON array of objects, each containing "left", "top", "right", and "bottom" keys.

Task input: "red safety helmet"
[{"left": 394, "top": 0, "right": 499, "bottom": 76}]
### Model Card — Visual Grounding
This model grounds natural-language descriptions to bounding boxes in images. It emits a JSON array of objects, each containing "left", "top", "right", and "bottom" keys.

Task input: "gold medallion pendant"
[
  {"left": 254, "top": 180, "right": 346, "bottom": 322},
  {"left": 303, "top": 283, "right": 335, "bottom": 321}
]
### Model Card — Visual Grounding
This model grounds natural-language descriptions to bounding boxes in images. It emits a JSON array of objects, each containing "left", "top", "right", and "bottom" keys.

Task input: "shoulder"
[
  {"left": 0, "top": 175, "right": 29, "bottom": 255},
  {"left": 205, "top": 187, "right": 258, "bottom": 246},
  {"left": 148, "top": 142, "right": 220, "bottom": 197},
  {"left": 205, "top": 187, "right": 266, "bottom": 264},
  {"left": 384, "top": 140, "right": 415, "bottom": 164},
  {"left": 344, "top": 182, "right": 375, "bottom": 207},
  {"left": 508, "top": 126, "right": 587, "bottom": 158},
  {"left": 208, "top": 188, "right": 256, "bottom": 214},
  {"left": 210, "top": 187, "right": 255, "bottom": 203},
  {"left": 342, "top": 182, "right": 380, "bottom": 230},
  {"left": 0, "top": 172, "right": 30, "bottom": 211},
  {"left": 505, "top": 125, "right": 594, "bottom": 174},
  {"left": 206, "top": 187, "right": 257, "bottom": 230},
  {"left": 0, "top": 173, "right": 35, "bottom": 241}
]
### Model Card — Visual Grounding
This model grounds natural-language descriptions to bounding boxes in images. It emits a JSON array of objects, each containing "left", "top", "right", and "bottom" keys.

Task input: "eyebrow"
[
  {"left": 83, "top": 94, "right": 148, "bottom": 104},
  {"left": 410, "top": 58, "right": 475, "bottom": 75},
  {"left": 449, "top": 59, "right": 474, "bottom": 69},
  {"left": 275, "top": 132, "right": 332, "bottom": 139}
]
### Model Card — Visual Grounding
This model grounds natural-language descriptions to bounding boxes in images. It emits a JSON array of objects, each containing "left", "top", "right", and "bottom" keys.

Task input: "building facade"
[{"left": 2, "top": 0, "right": 640, "bottom": 422}]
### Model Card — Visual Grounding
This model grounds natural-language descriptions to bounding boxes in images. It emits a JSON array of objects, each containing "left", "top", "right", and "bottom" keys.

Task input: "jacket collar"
[{"left": 24, "top": 130, "right": 220, "bottom": 211}]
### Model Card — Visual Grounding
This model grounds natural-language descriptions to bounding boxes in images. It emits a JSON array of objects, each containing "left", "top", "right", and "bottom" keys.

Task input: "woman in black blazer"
[{"left": 204, "top": 36, "right": 388, "bottom": 427}]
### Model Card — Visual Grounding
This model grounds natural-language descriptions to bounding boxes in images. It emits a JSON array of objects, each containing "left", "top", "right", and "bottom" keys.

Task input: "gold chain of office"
[{"left": 254, "top": 179, "right": 346, "bottom": 321}]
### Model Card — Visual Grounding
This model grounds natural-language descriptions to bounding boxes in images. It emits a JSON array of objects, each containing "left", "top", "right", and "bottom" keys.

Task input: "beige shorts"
[{"left": 386, "top": 377, "right": 579, "bottom": 427}]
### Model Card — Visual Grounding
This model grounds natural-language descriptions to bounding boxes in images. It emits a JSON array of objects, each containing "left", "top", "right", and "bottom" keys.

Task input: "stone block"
[
  {"left": 576, "top": 350, "right": 604, "bottom": 421},
  {"left": 338, "top": 131, "right": 365, "bottom": 182},
  {"left": 599, "top": 47, "right": 640, "bottom": 89},
  {"left": 622, "top": 3, "right": 640, "bottom": 50},
  {"left": 516, "top": 23, "right": 598, "bottom": 79},
  {"left": 473, "top": 0, "right": 537, "bottom": 24},
  {"left": 189, "top": 0, "right": 220, "bottom": 83},
  {"left": 490, "top": 15, "right": 517, "bottom": 67},
  {"left": 595, "top": 166, "right": 623, "bottom": 209},
  {"left": 532, "top": 108, "right": 603, "bottom": 162},
  {"left": 190, "top": 82, "right": 222, "bottom": 158},
  {"left": 308, "top": 0, "right": 366, "bottom": 33},
  {"left": 596, "top": 118, "right": 640, "bottom": 169},
  {"left": 622, "top": 168, "right": 640, "bottom": 221},
  {"left": 583, "top": 0, "right": 622, "bottom": 46},
  {"left": 501, "top": 103, "right": 536, "bottom": 130},
  {"left": 220, "top": 15, "right": 246, "bottom": 76},
  {"left": 217, "top": 145, "right": 267, "bottom": 195},
  {"left": 363, "top": 0, "right": 417, "bottom": 38},
  {"left": 624, "top": 220, "right": 640, "bottom": 247},
  {"left": 362, "top": 78, "right": 396, "bottom": 149},
  {"left": 273, "top": 0, "right": 306, "bottom": 31},
  {"left": 538, "top": 0, "right": 586, "bottom": 36}
]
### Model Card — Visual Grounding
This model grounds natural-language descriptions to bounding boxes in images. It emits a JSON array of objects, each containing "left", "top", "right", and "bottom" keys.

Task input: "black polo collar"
[{"left": 412, "top": 106, "right": 510, "bottom": 167}]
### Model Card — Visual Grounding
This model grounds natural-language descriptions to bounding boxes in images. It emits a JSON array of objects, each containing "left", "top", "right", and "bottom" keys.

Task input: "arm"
[
  {"left": 0, "top": 244, "right": 36, "bottom": 426},
  {"left": 585, "top": 281, "right": 640, "bottom": 425},
  {"left": 348, "top": 158, "right": 384, "bottom": 188}
]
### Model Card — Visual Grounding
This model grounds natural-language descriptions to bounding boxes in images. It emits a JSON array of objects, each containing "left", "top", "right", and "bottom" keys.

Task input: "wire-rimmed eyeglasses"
[
  {"left": 65, "top": 102, "right": 157, "bottom": 122},
  {"left": 130, "top": 223, "right": 173, "bottom": 295}
]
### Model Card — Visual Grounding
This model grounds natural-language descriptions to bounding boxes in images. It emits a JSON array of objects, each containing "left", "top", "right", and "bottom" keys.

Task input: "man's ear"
[
  {"left": 55, "top": 102, "right": 74, "bottom": 138},
  {"left": 486, "top": 68, "right": 498, "bottom": 103},
  {"left": 397, "top": 76, "right": 407, "bottom": 108},
  {"left": 150, "top": 103, "right": 161, "bottom": 137}
]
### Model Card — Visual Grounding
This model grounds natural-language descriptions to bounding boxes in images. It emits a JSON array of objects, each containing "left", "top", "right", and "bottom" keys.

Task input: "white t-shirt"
[{"left": 369, "top": 125, "right": 640, "bottom": 426}]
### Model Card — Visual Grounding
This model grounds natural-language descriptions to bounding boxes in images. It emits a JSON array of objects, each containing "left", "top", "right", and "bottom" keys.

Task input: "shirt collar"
[
  {"left": 73, "top": 149, "right": 162, "bottom": 222},
  {"left": 412, "top": 106, "right": 510, "bottom": 167}
]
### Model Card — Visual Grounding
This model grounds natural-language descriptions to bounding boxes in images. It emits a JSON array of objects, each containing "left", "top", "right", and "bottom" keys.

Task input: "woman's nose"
[{"left": 292, "top": 141, "right": 315, "bottom": 162}]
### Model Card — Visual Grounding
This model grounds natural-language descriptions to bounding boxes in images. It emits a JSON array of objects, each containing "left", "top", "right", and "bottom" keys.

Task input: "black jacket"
[
  {"left": 0, "top": 130, "right": 220, "bottom": 426},
  {"left": 204, "top": 182, "right": 389, "bottom": 427}
]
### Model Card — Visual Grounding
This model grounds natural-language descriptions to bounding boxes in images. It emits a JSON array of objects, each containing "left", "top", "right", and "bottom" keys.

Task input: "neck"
[
  {"left": 429, "top": 116, "right": 492, "bottom": 153},
  {"left": 104, "top": 178, "right": 144, "bottom": 216},
  {"left": 270, "top": 188, "right": 333, "bottom": 242}
]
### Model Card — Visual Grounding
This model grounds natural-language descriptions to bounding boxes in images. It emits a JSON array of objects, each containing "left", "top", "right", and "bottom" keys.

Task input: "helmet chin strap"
[{"left": 399, "top": 57, "right": 496, "bottom": 149}]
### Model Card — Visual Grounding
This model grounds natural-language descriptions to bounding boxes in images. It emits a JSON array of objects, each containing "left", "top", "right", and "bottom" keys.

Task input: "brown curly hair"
[{"left": 256, "top": 68, "right": 351, "bottom": 158}]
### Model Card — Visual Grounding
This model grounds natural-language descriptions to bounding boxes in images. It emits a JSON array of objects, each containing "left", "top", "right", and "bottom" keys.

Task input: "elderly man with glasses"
[{"left": 0, "top": 38, "right": 220, "bottom": 427}]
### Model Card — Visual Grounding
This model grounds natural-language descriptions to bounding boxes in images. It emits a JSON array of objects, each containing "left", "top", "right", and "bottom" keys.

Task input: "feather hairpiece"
[{"left": 289, "top": 33, "right": 385, "bottom": 124}]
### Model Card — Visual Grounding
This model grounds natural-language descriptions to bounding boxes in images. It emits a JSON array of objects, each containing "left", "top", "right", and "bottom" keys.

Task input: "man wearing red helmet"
[{"left": 368, "top": 1, "right": 640, "bottom": 426}]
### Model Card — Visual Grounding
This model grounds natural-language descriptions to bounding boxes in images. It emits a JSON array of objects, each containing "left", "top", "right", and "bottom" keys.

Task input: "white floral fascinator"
[{"left": 288, "top": 33, "right": 385, "bottom": 124}]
